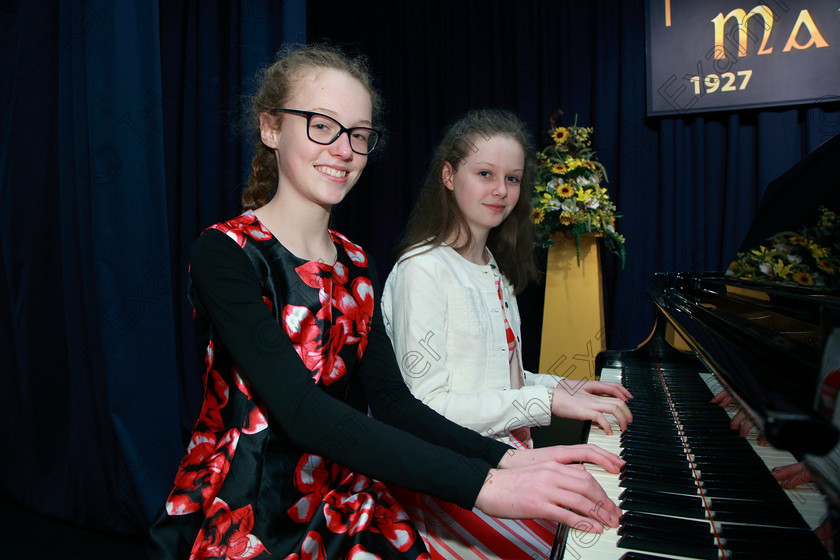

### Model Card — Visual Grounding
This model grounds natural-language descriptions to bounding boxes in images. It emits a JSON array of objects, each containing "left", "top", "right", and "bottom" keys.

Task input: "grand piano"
[{"left": 550, "top": 133, "right": 840, "bottom": 560}]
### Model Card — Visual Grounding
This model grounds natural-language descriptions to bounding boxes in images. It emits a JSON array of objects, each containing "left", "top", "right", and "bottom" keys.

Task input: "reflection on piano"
[{"left": 551, "top": 273, "right": 840, "bottom": 560}]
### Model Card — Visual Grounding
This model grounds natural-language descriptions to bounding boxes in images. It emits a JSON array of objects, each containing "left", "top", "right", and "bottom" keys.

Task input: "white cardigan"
[{"left": 382, "top": 244, "right": 558, "bottom": 446}]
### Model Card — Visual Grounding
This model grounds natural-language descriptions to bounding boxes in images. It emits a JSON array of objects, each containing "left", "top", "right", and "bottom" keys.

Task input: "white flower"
[
  {"left": 785, "top": 254, "right": 803, "bottom": 265},
  {"left": 774, "top": 243, "right": 792, "bottom": 253},
  {"left": 759, "top": 262, "right": 775, "bottom": 276},
  {"left": 560, "top": 199, "right": 577, "bottom": 213},
  {"left": 585, "top": 198, "right": 600, "bottom": 209},
  {"left": 606, "top": 224, "right": 615, "bottom": 233},
  {"left": 577, "top": 175, "right": 594, "bottom": 186},
  {"left": 548, "top": 178, "right": 563, "bottom": 190},
  {"left": 547, "top": 198, "right": 562, "bottom": 210}
]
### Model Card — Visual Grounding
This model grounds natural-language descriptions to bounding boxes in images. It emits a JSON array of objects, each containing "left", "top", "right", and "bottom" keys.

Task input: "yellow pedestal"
[{"left": 538, "top": 233, "right": 605, "bottom": 381}]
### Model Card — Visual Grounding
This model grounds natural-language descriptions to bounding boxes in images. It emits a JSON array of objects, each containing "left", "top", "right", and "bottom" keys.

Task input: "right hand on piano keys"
[
  {"left": 475, "top": 444, "right": 628, "bottom": 533},
  {"left": 551, "top": 379, "right": 635, "bottom": 435}
]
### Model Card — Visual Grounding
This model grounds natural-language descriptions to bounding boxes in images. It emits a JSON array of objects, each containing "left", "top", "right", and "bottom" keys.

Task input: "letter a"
[{"left": 783, "top": 10, "right": 830, "bottom": 52}]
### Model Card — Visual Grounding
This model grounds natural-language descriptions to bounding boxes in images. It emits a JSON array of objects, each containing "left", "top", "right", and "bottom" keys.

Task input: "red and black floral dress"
[{"left": 148, "top": 213, "right": 509, "bottom": 560}]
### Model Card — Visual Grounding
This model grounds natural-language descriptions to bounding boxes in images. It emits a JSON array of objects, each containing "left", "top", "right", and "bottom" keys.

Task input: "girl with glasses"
[
  {"left": 149, "top": 46, "right": 624, "bottom": 559},
  {"left": 382, "top": 108, "right": 633, "bottom": 558}
]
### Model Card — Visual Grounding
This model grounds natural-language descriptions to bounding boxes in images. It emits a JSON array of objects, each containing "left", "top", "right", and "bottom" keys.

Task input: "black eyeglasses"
[{"left": 271, "top": 108, "right": 380, "bottom": 155}]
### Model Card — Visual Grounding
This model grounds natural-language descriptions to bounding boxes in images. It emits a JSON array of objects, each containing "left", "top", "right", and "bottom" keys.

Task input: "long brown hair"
[
  {"left": 240, "top": 44, "right": 384, "bottom": 210},
  {"left": 396, "top": 108, "right": 539, "bottom": 292}
]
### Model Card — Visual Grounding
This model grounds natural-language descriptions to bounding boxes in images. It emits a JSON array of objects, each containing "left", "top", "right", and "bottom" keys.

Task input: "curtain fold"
[{"left": 54, "top": 0, "right": 181, "bottom": 532}]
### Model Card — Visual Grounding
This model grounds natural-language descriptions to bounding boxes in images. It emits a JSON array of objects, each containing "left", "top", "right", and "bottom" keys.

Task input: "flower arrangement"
[
  {"left": 530, "top": 112, "right": 625, "bottom": 266},
  {"left": 725, "top": 206, "right": 840, "bottom": 290}
]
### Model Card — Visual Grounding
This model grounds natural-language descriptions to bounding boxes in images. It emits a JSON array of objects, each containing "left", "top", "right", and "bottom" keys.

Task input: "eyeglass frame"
[{"left": 270, "top": 108, "right": 381, "bottom": 155}]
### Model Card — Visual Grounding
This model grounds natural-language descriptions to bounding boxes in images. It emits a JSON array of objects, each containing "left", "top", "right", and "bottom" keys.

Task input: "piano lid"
[{"left": 739, "top": 132, "right": 840, "bottom": 254}]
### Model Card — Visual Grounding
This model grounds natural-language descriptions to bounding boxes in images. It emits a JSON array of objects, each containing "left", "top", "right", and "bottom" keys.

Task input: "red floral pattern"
[
  {"left": 234, "top": 370, "right": 269, "bottom": 435},
  {"left": 166, "top": 429, "right": 240, "bottom": 516},
  {"left": 190, "top": 498, "right": 266, "bottom": 559},
  {"left": 333, "top": 231, "right": 368, "bottom": 267},
  {"left": 280, "top": 232, "right": 374, "bottom": 386},
  {"left": 287, "top": 454, "right": 421, "bottom": 555},
  {"left": 282, "top": 531, "right": 327, "bottom": 560},
  {"left": 210, "top": 212, "right": 273, "bottom": 247}
]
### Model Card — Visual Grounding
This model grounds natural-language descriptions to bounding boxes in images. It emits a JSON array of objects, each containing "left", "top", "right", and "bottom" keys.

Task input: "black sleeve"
[
  {"left": 358, "top": 263, "right": 511, "bottom": 466},
  {"left": 188, "top": 230, "right": 497, "bottom": 508}
]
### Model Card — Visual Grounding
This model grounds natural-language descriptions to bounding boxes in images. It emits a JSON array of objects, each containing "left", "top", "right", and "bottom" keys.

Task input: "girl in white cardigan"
[{"left": 382, "top": 108, "right": 632, "bottom": 558}]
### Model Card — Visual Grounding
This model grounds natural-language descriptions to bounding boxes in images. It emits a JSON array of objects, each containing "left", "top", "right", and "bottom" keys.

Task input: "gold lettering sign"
[{"left": 646, "top": 0, "right": 839, "bottom": 115}]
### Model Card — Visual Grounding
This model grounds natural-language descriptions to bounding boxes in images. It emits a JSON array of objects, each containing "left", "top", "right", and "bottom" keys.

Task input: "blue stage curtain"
[{"left": 1, "top": 0, "right": 301, "bottom": 535}]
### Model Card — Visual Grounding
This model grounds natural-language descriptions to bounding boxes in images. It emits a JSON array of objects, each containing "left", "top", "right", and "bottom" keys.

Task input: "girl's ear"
[
  {"left": 442, "top": 161, "right": 455, "bottom": 191},
  {"left": 259, "top": 112, "right": 280, "bottom": 148}
]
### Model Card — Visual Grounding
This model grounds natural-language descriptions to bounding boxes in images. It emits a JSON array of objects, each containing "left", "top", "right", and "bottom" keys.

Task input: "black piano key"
[
  {"left": 618, "top": 523, "right": 713, "bottom": 544},
  {"left": 710, "top": 501, "right": 811, "bottom": 526},
  {"left": 617, "top": 533, "right": 718, "bottom": 560},
  {"left": 719, "top": 524, "right": 831, "bottom": 559},
  {"left": 621, "top": 451, "right": 692, "bottom": 469},
  {"left": 619, "top": 554, "right": 692, "bottom": 560},
  {"left": 618, "top": 552, "right": 679, "bottom": 560},
  {"left": 620, "top": 465, "right": 696, "bottom": 483},
  {"left": 619, "top": 511, "right": 712, "bottom": 538},
  {"left": 619, "top": 477, "right": 700, "bottom": 494},
  {"left": 620, "top": 492, "right": 707, "bottom": 519}
]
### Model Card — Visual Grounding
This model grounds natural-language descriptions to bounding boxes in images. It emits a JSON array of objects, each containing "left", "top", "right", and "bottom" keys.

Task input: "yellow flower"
[
  {"left": 552, "top": 163, "right": 568, "bottom": 175},
  {"left": 774, "top": 259, "right": 793, "bottom": 279},
  {"left": 817, "top": 259, "right": 836, "bottom": 275},
  {"left": 559, "top": 211, "right": 573, "bottom": 226},
  {"left": 793, "top": 271, "right": 815, "bottom": 286},
  {"left": 530, "top": 207, "right": 545, "bottom": 224},
  {"left": 809, "top": 243, "right": 828, "bottom": 260},
  {"left": 567, "top": 158, "right": 583, "bottom": 171},
  {"left": 552, "top": 127, "right": 569, "bottom": 144},
  {"left": 558, "top": 184, "right": 574, "bottom": 198}
]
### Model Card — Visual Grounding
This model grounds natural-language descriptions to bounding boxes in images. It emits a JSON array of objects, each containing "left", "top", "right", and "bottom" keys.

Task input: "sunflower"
[
  {"left": 530, "top": 207, "right": 546, "bottom": 224},
  {"left": 552, "top": 163, "right": 568, "bottom": 175},
  {"left": 558, "top": 184, "right": 575, "bottom": 198},
  {"left": 793, "top": 271, "right": 815, "bottom": 286},
  {"left": 551, "top": 127, "right": 569, "bottom": 145},
  {"left": 817, "top": 258, "right": 836, "bottom": 275}
]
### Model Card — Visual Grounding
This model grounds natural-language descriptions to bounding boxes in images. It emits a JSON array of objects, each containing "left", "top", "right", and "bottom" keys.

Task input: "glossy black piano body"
[{"left": 648, "top": 272, "right": 839, "bottom": 458}]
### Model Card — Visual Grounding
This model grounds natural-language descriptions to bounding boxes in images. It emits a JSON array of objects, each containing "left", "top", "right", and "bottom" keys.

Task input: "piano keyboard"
[{"left": 555, "top": 366, "right": 830, "bottom": 560}]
